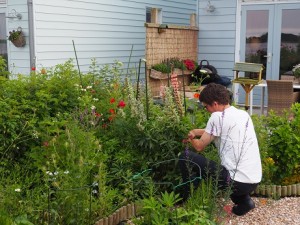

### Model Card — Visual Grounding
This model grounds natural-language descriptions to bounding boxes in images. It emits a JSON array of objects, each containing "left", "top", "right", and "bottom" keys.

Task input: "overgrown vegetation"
[{"left": 0, "top": 57, "right": 299, "bottom": 224}]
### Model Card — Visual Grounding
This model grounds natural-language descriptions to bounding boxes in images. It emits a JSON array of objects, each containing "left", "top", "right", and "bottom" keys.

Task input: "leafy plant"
[
  {"left": 292, "top": 63, "right": 300, "bottom": 78},
  {"left": 8, "top": 29, "right": 22, "bottom": 41},
  {"left": 0, "top": 56, "right": 9, "bottom": 78}
]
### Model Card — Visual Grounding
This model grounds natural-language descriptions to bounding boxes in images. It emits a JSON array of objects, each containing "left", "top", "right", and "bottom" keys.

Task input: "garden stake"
[
  {"left": 72, "top": 40, "right": 83, "bottom": 87},
  {"left": 144, "top": 59, "right": 149, "bottom": 120},
  {"left": 126, "top": 45, "right": 134, "bottom": 77},
  {"left": 181, "top": 67, "right": 187, "bottom": 115},
  {"left": 136, "top": 58, "right": 142, "bottom": 99}
]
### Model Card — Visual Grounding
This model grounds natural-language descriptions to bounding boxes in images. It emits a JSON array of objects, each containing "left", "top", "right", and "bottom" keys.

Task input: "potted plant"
[
  {"left": 292, "top": 63, "right": 300, "bottom": 83},
  {"left": 8, "top": 27, "right": 26, "bottom": 47},
  {"left": 187, "top": 69, "right": 210, "bottom": 91}
]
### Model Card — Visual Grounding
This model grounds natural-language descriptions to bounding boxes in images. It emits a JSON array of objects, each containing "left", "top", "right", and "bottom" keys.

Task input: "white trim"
[{"left": 0, "top": 0, "right": 6, "bottom": 5}]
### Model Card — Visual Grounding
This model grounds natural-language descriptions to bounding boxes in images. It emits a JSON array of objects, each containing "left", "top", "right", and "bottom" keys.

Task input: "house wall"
[
  {"left": 6, "top": 0, "right": 31, "bottom": 75},
  {"left": 31, "top": 0, "right": 197, "bottom": 74},
  {"left": 197, "top": 0, "right": 237, "bottom": 79}
]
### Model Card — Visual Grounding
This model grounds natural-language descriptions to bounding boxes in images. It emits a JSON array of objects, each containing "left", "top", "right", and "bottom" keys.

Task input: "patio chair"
[{"left": 266, "top": 80, "right": 300, "bottom": 115}]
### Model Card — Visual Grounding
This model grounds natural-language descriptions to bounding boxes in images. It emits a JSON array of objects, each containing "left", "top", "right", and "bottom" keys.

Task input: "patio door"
[{"left": 241, "top": 3, "right": 300, "bottom": 80}]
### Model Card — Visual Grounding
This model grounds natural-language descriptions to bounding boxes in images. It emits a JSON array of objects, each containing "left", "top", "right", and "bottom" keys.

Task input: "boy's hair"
[{"left": 199, "top": 83, "right": 230, "bottom": 105}]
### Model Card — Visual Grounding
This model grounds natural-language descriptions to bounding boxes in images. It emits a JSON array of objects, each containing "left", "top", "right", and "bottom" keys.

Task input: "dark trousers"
[{"left": 178, "top": 150, "right": 258, "bottom": 204}]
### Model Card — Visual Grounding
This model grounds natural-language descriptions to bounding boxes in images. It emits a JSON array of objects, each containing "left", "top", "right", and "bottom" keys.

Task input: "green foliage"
[
  {"left": 151, "top": 63, "right": 171, "bottom": 73},
  {"left": 0, "top": 56, "right": 9, "bottom": 78},
  {"left": 8, "top": 30, "right": 22, "bottom": 41},
  {"left": 252, "top": 103, "right": 300, "bottom": 184},
  {"left": 0, "top": 57, "right": 237, "bottom": 224},
  {"left": 136, "top": 190, "right": 216, "bottom": 225}
]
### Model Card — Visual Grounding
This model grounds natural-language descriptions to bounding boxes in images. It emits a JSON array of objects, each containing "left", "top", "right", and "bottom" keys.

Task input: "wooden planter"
[{"left": 149, "top": 69, "right": 191, "bottom": 97}]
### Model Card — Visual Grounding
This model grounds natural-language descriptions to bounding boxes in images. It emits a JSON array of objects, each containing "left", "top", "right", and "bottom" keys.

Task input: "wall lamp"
[
  {"left": 205, "top": 1, "right": 216, "bottom": 13},
  {"left": 6, "top": 9, "right": 22, "bottom": 20},
  {"left": 158, "top": 24, "right": 168, "bottom": 33}
]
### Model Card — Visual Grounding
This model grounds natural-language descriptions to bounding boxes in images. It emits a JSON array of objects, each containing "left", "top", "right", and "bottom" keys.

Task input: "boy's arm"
[{"left": 189, "top": 131, "right": 215, "bottom": 152}]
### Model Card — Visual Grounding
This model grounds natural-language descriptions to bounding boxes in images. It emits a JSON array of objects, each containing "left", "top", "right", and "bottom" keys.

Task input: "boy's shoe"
[{"left": 232, "top": 198, "right": 255, "bottom": 216}]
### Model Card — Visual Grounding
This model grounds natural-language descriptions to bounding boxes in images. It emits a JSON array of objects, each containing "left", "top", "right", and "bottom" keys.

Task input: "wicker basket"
[{"left": 11, "top": 32, "right": 26, "bottom": 48}]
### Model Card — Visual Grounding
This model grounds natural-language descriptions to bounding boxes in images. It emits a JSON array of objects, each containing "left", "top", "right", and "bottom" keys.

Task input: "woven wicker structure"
[
  {"left": 266, "top": 80, "right": 300, "bottom": 115},
  {"left": 145, "top": 23, "right": 198, "bottom": 96}
]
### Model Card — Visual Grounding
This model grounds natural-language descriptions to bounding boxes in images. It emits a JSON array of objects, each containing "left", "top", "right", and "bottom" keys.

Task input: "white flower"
[
  {"left": 54, "top": 171, "right": 59, "bottom": 176},
  {"left": 81, "top": 89, "right": 86, "bottom": 92},
  {"left": 86, "top": 86, "right": 92, "bottom": 89},
  {"left": 93, "top": 98, "right": 99, "bottom": 101},
  {"left": 64, "top": 170, "right": 69, "bottom": 174},
  {"left": 15, "top": 188, "right": 21, "bottom": 192},
  {"left": 117, "top": 61, "right": 123, "bottom": 67},
  {"left": 91, "top": 105, "right": 96, "bottom": 110},
  {"left": 46, "top": 171, "right": 53, "bottom": 176}
]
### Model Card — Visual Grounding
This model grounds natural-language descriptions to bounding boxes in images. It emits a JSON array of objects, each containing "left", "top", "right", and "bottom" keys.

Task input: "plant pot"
[{"left": 11, "top": 32, "right": 26, "bottom": 47}]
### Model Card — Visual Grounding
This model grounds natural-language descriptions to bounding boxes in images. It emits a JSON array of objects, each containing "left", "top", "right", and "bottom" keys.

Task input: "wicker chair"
[{"left": 266, "top": 80, "right": 300, "bottom": 115}]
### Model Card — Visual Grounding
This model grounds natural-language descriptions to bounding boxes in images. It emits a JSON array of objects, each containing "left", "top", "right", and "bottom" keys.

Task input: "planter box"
[{"left": 149, "top": 69, "right": 192, "bottom": 97}]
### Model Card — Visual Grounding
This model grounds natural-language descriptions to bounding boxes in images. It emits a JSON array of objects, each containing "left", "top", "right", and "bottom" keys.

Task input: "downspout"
[
  {"left": 196, "top": 0, "right": 200, "bottom": 62},
  {"left": 27, "top": 0, "right": 35, "bottom": 70}
]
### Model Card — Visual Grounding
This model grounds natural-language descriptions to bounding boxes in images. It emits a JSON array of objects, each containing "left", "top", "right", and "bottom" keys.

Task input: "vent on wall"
[{"left": 0, "top": 0, "right": 6, "bottom": 4}]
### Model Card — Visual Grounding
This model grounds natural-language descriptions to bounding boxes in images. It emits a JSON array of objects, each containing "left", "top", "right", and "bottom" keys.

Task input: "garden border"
[{"left": 253, "top": 183, "right": 300, "bottom": 198}]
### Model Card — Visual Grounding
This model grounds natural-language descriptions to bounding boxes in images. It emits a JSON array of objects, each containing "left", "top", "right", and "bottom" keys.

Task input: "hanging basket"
[
  {"left": 11, "top": 33, "right": 26, "bottom": 47},
  {"left": 9, "top": 27, "right": 26, "bottom": 48}
]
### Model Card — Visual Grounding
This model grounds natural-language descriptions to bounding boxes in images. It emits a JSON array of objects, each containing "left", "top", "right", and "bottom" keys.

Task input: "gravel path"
[{"left": 225, "top": 197, "right": 300, "bottom": 225}]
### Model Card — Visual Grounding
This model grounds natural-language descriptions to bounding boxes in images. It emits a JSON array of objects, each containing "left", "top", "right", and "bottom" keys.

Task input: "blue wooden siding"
[
  {"left": 197, "top": 0, "right": 237, "bottom": 78},
  {"left": 33, "top": 0, "right": 197, "bottom": 74},
  {"left": 6, "top": 0, "right": 30, "bottom": 75}
]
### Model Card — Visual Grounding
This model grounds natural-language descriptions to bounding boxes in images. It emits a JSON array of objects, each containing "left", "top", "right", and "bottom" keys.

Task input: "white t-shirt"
[{"left": 205, "top": 106, "right": 262, "bottom": 183}]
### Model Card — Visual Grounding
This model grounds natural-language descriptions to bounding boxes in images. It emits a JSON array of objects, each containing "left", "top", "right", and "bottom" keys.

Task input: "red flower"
[
  {"left": 183, "top": 59, "right": 195, "bottom": 71},
  {"left": 109, "top": 109, "right": 115, "bottom": 114},
  {"left": 31, "top": 67, "right": 36, "bottom": 71},
  {"left": 117, "top": 100, "right": 126, "bottom": 108},
  {"left": 43, "top": 141, "right": 49, "bottom": 147},
  {"left": 94, "top": 112, "right": 101, "bottom": 117},
  {"left": 193, "top": 93, "right": 200, "bottom": 99},
  {"left": 110, "top": 98, "right": 115, "bottom": 103},
  {"left": 108, "top": 116, "right": 114, "bottom": 121}
]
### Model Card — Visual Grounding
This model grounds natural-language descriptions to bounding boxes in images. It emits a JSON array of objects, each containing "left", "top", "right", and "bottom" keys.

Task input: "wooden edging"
[
  {"left": 94, "top": 203, "right": 139, "bottom": 225},
  {"left": 253, "top": 183, "right": 300, "bottom": 198}
]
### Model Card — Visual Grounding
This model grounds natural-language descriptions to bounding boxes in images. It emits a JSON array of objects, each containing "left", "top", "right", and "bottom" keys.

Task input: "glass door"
[
  {"left": 241, "top": 3, "right": 300, "bottom": 80},
  {"left": 277, "top": 4, "right": 300, "bottom": 78},
  {"left": 239, "top": 3, "right": 300, "bottom": 108},
  {"left": 240, "top": 4, "right": 275, "bottom": 80}
]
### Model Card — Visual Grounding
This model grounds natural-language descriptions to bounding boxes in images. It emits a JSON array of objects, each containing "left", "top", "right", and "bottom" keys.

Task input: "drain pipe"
[{"left": 27, "top": 0, "right": 36, "bottom": 71}]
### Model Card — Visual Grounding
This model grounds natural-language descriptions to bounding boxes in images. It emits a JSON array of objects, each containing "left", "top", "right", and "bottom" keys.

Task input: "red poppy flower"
[
  {"left": 110, "top": 98, "right": 115, "bottom": 103},
  {"left": 194, "top": 93, "right": 200, "bottom": 99},
  {"left": 109, "top": 109, "right": 115, "bottom": 114},
  {"left": 108, "top": 116, "right": 114, "bottom": 121},
  {"left": 94, "top": 112, "right": 101, "bottom": 117},
  {"left": 117, "top": 100, "right": 126, "bottom": 108}
]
